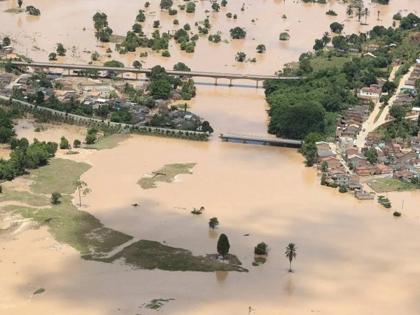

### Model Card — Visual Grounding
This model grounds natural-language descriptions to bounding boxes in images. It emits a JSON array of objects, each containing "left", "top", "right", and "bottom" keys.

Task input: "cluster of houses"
[
  {"left": 316, "top": 60, "right": 420, "bottom": 199},
  {"left": 395, "top": 63, "right": 419, "bottom": 110},
  {"left": 1, "top": 69, "right": 204, "bottom": 130},
  {"left": 336, "top": 105, "right": 370, "bottom": 139}
]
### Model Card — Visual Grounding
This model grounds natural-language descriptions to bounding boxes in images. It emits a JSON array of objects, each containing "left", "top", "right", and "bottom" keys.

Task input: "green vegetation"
[
  {"left": 279, "top": 32, "right": 290, "bottom": 41},
  {"left": 254, "top": 242, "right": 268, "bottom": 255},
  {"left": 265, "top": 13, "right": 420, "bottom": 143},
  {"left": 26, "top": 5, "right": 40, "bottom": 16},
  {"left": 33, "top": 288, "right": 45, "bottom": 295},
  {"left": 330, "top": 22, "right": 344, "bottom": 34},
  {"left": 51, "top": 192, "right": 61, "bottom": 205},
  {"left": 230, "top": 27, "right": 246, "bottom": 39},
  {"left": 94, "top": 239, "right": 245, "bottom": 271},
  {"left": 378, "top": 195, "right": 392, "bottom": 208},
  {"left": 217, "top": 233, "right": 230, "bottom": 258},
  {"left": 56, "top": 43, "right": 66, "bottom": 56},
  {"left": 369, "top": 178, "right": 418, "bottom": 193},
  {"left": 2, "top": 158, "right": 242, "bottom": 272},
  {"left": 285, "top": 243, "right": 297, "bottom": 272},
  {"left": 30, "top": 158, "right": 90, "bottom": 194},
  {"left": 0, "top": 187, "right": 49, "bottom": 207},
  {"left": 209, "top": 217, "right": 219, "bottom": 229},
  {"left": 145, "top": 298, "right": 174, "bottom": 310},
  {"left": 86, "top": 134, "right": 130, "bottom": 150},
  {"left": 93, "top": 12, "right": 113, "bottom": 42},
  {"left": 138, "top": 163, "right": 195, "bottom": 189}
]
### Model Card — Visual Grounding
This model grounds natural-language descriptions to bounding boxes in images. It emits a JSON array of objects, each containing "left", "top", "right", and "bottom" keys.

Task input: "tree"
[
  {"left": 256, "top": 44, "right": 266, "bottom": 53},
  {"left": 300, "top": 132, "right": 323, "bottom": 166},
  {"left": 59, "top": 136, "right": 69, "bottom": 149},
  {"left": 230, "top": 27, "right": 246, "bottom": 39},
  {"left": 173, "top": 62, "right": 191, "bottom": 72},
  {"left": 2, "top": 36, "right": 11, "bottom": 46},
  {"left": 74, "top": 180, "right": 91, "bottom": 207},
  {"left": 254, "top": 242, "right": 268, "bottom": 255},
  {"left": 160, "top": 0, "right": 173, "bottom": 10},
  {"left": 201, "top": 121, "right": 214, "bottom": 133},
  {"left": 217, "top": 233, "right": 230, "bottom": 258},
  {"left": 212, "top": 2, "right": 220, "bottom": 12},
  {"left": 132, "top": 60, "right": 142, "bottom": 69},
  {"left": 330, "top": 22, "right": 344, "bottom": 34},
  {"left": 85, "top": 128, "right": 97, "bottom": 144},
  {"left": 209, "top": 217, "right": 219, "bottom": 229},
  {"left": 389, "top": 105, "right": 406, "bottom": 122},
  {"left": 269, "top": 101, "right": 326, "bottom": 139},
  {"left": 136, "top": 10, "right": 146, "bottom": 22},
  {"left": 51, "top": 192, "right": 62, "bottom": 205},
  {"left": 332, "top": 35, "right": 348, "bottom": 51},
  {"left": 73, "top": 139, "right": 81, "bottom": 148},
  {"left": 149, "top": 79, "right": 172, "bottom": 99},
  {"left": 48, "top": 52, "right": 57, "bottom": 61},
  {"left": 365, "top": 147, "right": 378, "bottom": 164},
  {"left": 186, "top": 2, "right": 195, "bottom": 13},
  {"left": 18, "top": 0, "right": 23, "bottom": 9},
  {"left": 285, "top": 243, "right": 297, "bottom": 272},
  {"left": 235, "top": 52, "right": 246, "bottom": 62},
  {"left": 279, "top": 32, "right": 290, "bottom": 41},
  {"left": 56, "top": 43, "right": 66, "bottom": 56}
]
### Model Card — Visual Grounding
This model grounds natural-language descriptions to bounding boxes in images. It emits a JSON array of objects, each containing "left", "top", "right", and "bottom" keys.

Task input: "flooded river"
[{"left": 1, "top": 0, "right": 420, "bottom": 314}]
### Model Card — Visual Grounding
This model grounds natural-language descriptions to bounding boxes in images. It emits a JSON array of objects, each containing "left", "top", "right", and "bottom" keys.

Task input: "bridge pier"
[
  {"left": 229, "top": 79, "right": 233, "bottom": 87},
  {"left": 214, "top": 78, "right": 218, "bottom": 86},
  {"left": 256, "top": 80, "right": 260, "bottom": 88}
]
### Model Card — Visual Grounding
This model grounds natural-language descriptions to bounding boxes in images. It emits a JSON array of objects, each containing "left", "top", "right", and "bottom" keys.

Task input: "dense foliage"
[
  {"left": 0, "top": 137, "right": 57, "bottom": 181},
  {"left": 265, "top": 13, "right": 420, "bottom": 141}
]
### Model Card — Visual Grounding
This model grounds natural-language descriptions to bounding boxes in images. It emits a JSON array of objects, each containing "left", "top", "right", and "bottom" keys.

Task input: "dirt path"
[{"left": 355, "top": 64, "right": 415, "bottom": 148}]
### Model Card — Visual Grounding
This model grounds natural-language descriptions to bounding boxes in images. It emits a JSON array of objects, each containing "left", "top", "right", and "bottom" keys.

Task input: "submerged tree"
[
  {"left": 17, "top": 0, "right": 23, "bottom": 9},
  {"left": 285, "top": 243, "right": 297, "bottom": 272},
  {"left": 217, "top": 233, "right": 230, "bottom": 258}
]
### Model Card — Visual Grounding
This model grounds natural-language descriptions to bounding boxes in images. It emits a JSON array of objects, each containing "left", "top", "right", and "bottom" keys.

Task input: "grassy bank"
[
  {"left": 86, "top": 134, "right": 130, "bottom": 150},
  {"left": 93, "top": 240, "right": 247, "bottom": 272},
  {"left": 138, "top": 163, "right": 196, "bottom": 189},
  {"left": 1, "top": 158, "right": 245, "bottom": 271},
  {"left": 368, "top": 178, "right": 418, "bottom": 193}
]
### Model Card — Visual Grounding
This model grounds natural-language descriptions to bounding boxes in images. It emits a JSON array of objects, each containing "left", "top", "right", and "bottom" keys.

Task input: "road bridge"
[
  {"left": 220, "top": 133, "right": 303, "bottom": 148},
  {"left": 8, "top": 61, "right": 303, "bottom": 88}
]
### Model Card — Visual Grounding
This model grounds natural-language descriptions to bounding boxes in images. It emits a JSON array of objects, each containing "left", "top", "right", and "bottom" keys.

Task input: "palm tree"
[
  {"left": 285, "top": 243, "right": 297, "bottom": 272},
  {"left": 364, "top": 7, "right": 369, "bottom": 24},
  {"left": 74, "top": 180, "right": 91, "bottom": 207}
]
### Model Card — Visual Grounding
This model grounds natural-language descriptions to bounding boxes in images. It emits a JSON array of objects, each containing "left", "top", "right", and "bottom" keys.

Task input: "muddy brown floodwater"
[{"left": 1, "top": 0, "right": 420, "bottom": 314}]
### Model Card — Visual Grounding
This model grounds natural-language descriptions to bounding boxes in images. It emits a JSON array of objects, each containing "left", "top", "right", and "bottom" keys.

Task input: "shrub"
[
  {"left": 51, "top": 192, "right": 62, "bottom": 205},
  {"left": 209, "top": 217, "right": 219, "bottom": 229},
  {"left": 59, "top": 136, "right": 70, "bottom": 149}
]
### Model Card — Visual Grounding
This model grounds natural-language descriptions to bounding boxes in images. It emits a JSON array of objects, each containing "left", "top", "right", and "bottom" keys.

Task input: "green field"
[
  {"left": 368, "top": 178, "right": 418, "bottom": 193},
  {"left": 29, "top": 158, "right": 91, "bottom": 194},
  {"left": 310, "top": 55, "right": 352, "bottom": 71},
  {"left": 1, "top": 158, "right": 245, "bottom": 272},
  {"left": 86, "top": 134, "right": 130, "bottom": 150},
  {"left": 138, "top": 163, "right": 196, "bottom": 189}
]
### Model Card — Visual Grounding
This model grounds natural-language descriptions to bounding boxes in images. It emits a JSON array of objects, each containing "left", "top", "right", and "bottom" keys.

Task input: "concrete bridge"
[
  {"left": 220, "top": 133, "right": 303, "bottom": 148},
  {"left": 8, "top": 61, "right": 303, "bottom": 88}
]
